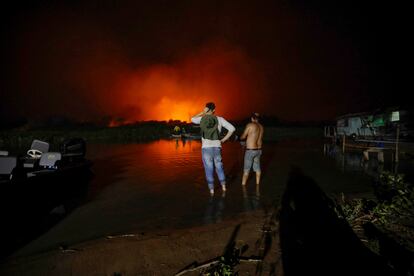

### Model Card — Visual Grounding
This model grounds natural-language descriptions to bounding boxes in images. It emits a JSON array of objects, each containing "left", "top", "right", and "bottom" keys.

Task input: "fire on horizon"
[
  {"left": 108, "top": 42, "right": 265, "bottom": 123},
  {"left": 0, "top": 0, "right": 409, "bottom": 127}
]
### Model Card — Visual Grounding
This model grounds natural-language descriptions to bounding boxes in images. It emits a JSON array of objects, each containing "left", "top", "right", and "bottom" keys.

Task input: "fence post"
[{"left": 395, "top": 124, "right": 400, "bottom": 163}]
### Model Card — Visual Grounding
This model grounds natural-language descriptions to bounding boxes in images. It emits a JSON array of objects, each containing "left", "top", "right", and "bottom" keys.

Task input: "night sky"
[{"left": 0, "top": 0, "right": 410, "bottom": 126}]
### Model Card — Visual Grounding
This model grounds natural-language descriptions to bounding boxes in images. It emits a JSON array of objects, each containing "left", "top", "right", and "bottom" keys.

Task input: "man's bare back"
[
  {"left": 241, "top": 122, "right": 264, "bottom": 149},
  {"left": 241, "top": 113, "right": 264, "bottom": 186}
]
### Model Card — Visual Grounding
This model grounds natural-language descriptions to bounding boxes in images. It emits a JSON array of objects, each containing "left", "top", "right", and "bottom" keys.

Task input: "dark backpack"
[{"left": 200, "top": 115, "right": 219, "bottom": 140}]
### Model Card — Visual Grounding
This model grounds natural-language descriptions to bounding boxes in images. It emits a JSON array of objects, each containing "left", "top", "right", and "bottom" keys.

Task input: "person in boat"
[
  {"left": 173, "top": 126, "right": 181, "bottom": 134},
  {"left": 240, "top": 112, "right": 264, "bottom": 186},
  {"left": 191, "top": 102, "right": 235, "bottom": 195}
]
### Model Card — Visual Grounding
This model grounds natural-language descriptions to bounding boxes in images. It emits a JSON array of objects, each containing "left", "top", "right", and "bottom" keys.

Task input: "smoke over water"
[{"left": 12, "top": 10, "right": 266, "bottom": 125}]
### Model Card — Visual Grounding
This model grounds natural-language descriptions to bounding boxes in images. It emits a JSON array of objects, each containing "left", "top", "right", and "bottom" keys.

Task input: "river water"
[{"left": 12, "top": 138, "right": 410, "bottom": 257}]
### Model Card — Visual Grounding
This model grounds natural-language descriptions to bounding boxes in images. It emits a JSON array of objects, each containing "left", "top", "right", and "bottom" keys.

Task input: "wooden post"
[
  {"left": 341, "top": 153, "right": 345, "bottom": 172},
  {"left": 395, "top": 124, "right": 400, "bottom": 163},
  {"left": 342, "top": 134, "right": 346, "bottom": 153}
]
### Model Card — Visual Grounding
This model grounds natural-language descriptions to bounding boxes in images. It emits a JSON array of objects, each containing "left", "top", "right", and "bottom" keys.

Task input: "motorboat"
[
  {"left": 0, "top": 138, "right": 93, "bottom": 259},
  {"left": 181, "top": 133, "right": 201, "bottom": 139},
  {"left": 0, "top": 138, "right": 92, "bottom": 185}
]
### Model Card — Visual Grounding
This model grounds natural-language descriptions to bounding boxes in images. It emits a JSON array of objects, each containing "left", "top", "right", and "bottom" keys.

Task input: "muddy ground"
[{"left": 0, "top": 210, "right": 282, "bottom": 275}]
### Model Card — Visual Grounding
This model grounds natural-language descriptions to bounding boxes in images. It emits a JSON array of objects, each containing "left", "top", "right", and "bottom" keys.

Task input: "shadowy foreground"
[
  {"left": 0, "top": 210, "right": 281, "bottom": 275},
  {"left": 1, "top": 168, "right": 411, "bottom": 275}
]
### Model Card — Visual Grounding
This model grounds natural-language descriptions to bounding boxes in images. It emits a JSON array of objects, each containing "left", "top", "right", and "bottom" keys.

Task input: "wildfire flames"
[
  {"left": 14, "top": 11, "right": 266, "bottom": 125},
  {"left": 108, "top": 43, "right": 264, "bottom": 124}
]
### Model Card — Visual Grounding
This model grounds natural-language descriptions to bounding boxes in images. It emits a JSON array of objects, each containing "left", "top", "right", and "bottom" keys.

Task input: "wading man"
[
  {"left": 240, "top": 112, "right": 264, "bottom": 186},
  {"left": 191, "top": 102, "right": 235, "bottom": 195}
]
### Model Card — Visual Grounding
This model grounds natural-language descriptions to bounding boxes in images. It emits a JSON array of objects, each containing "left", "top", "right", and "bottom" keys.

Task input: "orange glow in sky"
[
  {"left": 16, "top": 23, "right": 266, "bottom": 124},
  {"left": 105, "top": 42, "right": 265, "bottom": 124},
  {"left": 8, "top": 2, "right": 379, "bottom": 125},
  {"left": 152, "top": 98, "right": 198, "bottom": 122}
]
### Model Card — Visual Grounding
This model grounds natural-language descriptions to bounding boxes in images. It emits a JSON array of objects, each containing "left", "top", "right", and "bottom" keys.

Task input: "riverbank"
[
  {"left": 0, "top": 124, "right": 322, "bottom": 152},
  {"left": 0, "top": 123, "right": 173, "bottom": 151},
  {"left": 1, "top": 167, "right": 410, "bottom": 275},
  {"left": 0, "top": 209, "right": 282, "bottom": 275}
]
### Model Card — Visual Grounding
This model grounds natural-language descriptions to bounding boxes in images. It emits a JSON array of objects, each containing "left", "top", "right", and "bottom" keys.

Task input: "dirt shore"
[{"left": 0, "top": 210, "right": 282, "bottom": 276}]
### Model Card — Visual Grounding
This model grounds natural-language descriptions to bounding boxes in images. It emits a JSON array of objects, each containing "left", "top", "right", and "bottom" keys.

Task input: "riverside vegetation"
[
  {"left": 336, "top": 171, "right": 414, "bottom": 273},
  {"left": 0, "top": 121, "right": 322, "bottom": 152}
]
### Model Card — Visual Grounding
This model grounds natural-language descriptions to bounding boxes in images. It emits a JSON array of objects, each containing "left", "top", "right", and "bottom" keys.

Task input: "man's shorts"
[{"left": 243, "top": 149, "right": 262, "bottom": 173}]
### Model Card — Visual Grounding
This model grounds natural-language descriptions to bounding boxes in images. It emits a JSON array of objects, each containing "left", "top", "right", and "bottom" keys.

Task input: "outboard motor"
[{"left": 60, "top": 138, "right": 86, "bottom": 160}]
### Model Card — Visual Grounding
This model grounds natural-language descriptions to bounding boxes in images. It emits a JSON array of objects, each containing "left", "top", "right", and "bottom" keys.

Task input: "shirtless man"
[{"left": 240, "top": 113, "right": 264, "bottom": 186}]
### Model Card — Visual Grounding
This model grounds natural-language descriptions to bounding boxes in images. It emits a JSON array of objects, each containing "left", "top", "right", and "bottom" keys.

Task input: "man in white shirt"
[{"left": 191, "top": 102, "right": 235, "bottom": 195}]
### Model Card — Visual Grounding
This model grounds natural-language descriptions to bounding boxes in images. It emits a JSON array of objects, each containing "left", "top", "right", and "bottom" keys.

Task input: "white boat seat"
[
  {"left": 29, "top": 140, "right": 49, "bottom": 154},
  {"left": 39, "top": 152, "right": 61, "bottom": 168},
  {"left": 0, "top": 151, "right": 8, "bottom": 156},
  {"left": 0, "top": 157, "right": 17, "bottom": 177}
]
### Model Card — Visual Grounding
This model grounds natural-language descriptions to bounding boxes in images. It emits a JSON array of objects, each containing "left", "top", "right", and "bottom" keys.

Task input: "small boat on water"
[
  {"left": 0, "top": 138, "right": 92, "bottom": 186},
  {"left": 171, "top": 124, "right": 201, "bottom": 139},
  {"left": 0, "top": 138, "right": 93, "bottom": 259},
  {"left": 181, "top": 133, "right": 201, "bottom": 139},
  {"left": 170, "top": 133, "right": 201, "bottom": 139}
]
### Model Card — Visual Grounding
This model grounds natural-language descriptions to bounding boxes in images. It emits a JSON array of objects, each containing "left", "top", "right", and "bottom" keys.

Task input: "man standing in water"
[
  {"left": 240, "top": 112, "right": 264, "bottom": 186},
  {"left": 191, "top": 102, "right": 235, "bottom": 195}
]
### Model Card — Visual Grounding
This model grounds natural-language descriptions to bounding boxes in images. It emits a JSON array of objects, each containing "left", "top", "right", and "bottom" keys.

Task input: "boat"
[
  {"left": 0, "top": 138, "right": 93, "bottom": 259},
  {"left": 0, "top": 137, "right": 93, "bottom": 224},
  {"left": 181, "top": 133, "right": 201, "bottom": 139},
  {"left": 0, "top": 138, "right": 92, "bottom": 186}
]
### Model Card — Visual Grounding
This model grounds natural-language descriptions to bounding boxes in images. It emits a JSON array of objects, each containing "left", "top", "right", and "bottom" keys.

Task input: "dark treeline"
[
  {"left": 0, "top": 115, "right": 324, "bottom": 151},
  {"left": 0, "top": 114, "right": 331, "bottom": 131}
]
